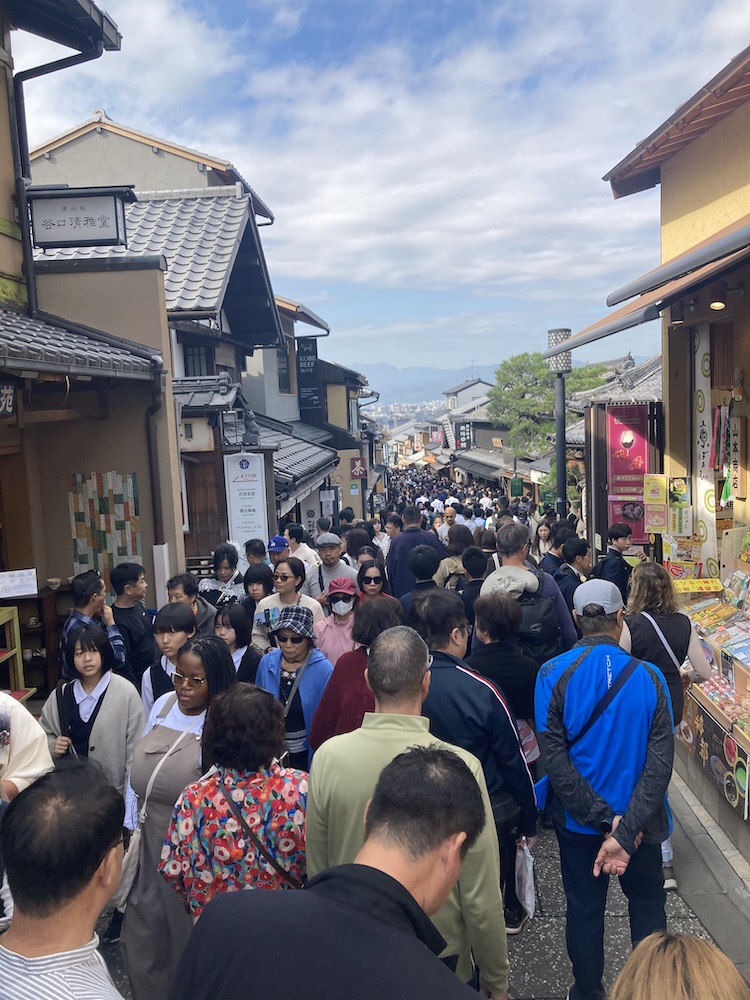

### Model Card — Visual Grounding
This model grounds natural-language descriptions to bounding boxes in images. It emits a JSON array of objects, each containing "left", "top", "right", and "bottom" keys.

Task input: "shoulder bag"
[
  {"left": 221, "top": 781, "right": 302, "bottom": 889},
  {"left": 535, "top": 650, "right": 640, "bottom": 809},
  {"left": 111, "top": 696, "right": 200, "bottom": 908},
  {"left": 639, "top": 611, "right": 682, "bottom": 670}
]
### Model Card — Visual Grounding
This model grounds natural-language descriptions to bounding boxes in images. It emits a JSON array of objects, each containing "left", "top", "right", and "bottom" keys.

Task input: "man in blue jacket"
[
  {"left": 387, "top": 505, "right": 445, "bottom": 599},
  {"left": 535, "top": 580, "right": 673, "bottom": 1000}
]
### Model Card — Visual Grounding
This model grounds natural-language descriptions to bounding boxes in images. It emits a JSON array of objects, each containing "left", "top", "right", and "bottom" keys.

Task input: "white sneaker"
[{"left": 662, "top": 865, "right": 678, "bottom": 891}]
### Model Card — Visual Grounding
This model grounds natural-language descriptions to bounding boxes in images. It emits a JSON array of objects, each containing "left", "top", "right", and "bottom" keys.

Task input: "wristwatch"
[{"left": 598, "top": 818, "right": 613, "bottom": 836}]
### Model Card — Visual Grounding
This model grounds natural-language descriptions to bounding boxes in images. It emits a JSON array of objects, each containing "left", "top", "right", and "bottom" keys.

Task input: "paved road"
[{"left": 102, "top": 777, "right": 737, "bottom": 999}]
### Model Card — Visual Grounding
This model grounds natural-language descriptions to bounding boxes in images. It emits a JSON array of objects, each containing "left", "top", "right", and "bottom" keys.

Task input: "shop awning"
[
  {"left": 453, "top": 449, "right": 505, "bottom": 481},
  {"left": 544, "top": 241, "right": 750, "bottom": 359}
]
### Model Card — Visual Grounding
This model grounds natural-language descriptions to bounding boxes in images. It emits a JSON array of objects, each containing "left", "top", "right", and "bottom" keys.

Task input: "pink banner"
[{"left": 607, "top": 404, "right": 649, "bottom": 543}]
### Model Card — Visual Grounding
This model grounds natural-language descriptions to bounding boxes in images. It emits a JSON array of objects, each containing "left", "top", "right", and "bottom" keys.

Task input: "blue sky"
[{"left": 13, "top": 0, "right": 750, "bottom": 369}]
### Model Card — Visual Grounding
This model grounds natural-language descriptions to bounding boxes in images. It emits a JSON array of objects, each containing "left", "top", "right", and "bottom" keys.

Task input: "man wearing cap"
[
  {"left": 267, "top": 535, "right": 291, "bottom": 568},
  {"left": 314, "top": 577, "right": 357, "bottom": 666},
  {"left": 534, "top": 579, "right": 674, "bottom": 1000},
  {"left": 300, "top": 533, "right": 358, "bottom": 611}
]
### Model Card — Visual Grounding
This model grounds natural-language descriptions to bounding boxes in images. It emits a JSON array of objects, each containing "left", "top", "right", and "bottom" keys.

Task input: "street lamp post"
[{"left": 547, "top": 328, "right": 572, "bottom": 521}]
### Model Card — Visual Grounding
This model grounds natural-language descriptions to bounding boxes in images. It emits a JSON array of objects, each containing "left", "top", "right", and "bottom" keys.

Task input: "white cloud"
[{"left": 11, "top": 0, "right": 750, "bottom": 366}]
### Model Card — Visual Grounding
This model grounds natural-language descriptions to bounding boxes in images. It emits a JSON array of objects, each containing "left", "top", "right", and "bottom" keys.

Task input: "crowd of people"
[{"left": 0, "top": 470, "right": 742, "bottom": 1000}]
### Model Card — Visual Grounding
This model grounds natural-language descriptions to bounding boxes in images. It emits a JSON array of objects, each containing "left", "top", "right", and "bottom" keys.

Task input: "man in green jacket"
[{"left": 307, "top": 625, "right": 509, "bottom": 1000}]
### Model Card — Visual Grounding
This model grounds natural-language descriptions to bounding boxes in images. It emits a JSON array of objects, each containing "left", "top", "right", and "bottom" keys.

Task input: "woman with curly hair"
[
  {"left": 624, "top": 561, "right": 711, "bottom": 893},
  {"left": 160, "top": 683, "right": 307, "bottom": 919}
]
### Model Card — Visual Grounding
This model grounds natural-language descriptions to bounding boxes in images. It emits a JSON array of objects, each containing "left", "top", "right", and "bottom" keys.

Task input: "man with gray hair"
[
  {"left": 306, "top": 625, "right": 510, "bottom": 1000},
  {"left": 534, "top": 579, "right": 674, "bottom": 1000}
]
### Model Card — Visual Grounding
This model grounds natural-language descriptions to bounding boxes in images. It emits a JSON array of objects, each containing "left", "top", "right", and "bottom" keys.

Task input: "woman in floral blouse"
[{"left": 159, "top": 683, "right": 307, "bottom": 918}]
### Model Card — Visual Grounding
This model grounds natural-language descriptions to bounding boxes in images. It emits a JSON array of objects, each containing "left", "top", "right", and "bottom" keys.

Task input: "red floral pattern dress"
[{"left": 159, "top": 763, "right": 307, "bottom": 917}]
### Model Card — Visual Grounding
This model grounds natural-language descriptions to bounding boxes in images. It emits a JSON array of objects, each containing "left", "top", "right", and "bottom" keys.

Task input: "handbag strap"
[
  {"left": 221, "top": 781, "right": 301, "bottom": 888},
  {"left": 138, "top": 701, "right": 201, "bottom": 824},
  {"left": 280, "top": 654, "right": 311, "bottom": 720},
  {"left": 568, "top": 655, "right": 640, "bottom": 749},
  {"left": 640, "top": 611, "right": 682, "bottom": 671}
]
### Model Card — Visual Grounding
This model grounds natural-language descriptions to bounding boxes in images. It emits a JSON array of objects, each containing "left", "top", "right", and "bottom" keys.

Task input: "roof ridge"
[{"left": 136, "top": 185, "right": 246, "bottom": 202}]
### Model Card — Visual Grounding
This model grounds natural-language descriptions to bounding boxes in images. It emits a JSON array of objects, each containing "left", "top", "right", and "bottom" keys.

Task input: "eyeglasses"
[
  {"left": 364, "top": 576, "right": 383, "bottom": 585},
  {"left": 276, "top": 634, "right": 307, "bottom": 645},
  {"left": 173, "top": 671, "right": 207, "bottom": 688},
  {"left": 273, "top": 573, "right": 293, "bottom": 582}
]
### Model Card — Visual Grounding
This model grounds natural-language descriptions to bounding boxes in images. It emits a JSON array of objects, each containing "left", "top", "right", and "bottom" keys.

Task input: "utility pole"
[{"left": 547, "top": 329, "right": 572, "bottom": 520}]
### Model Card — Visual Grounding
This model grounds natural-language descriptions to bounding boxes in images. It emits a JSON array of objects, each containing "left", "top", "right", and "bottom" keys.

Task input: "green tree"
[{"left": 488, "top": 352, "right": 607, "bottom": 456}]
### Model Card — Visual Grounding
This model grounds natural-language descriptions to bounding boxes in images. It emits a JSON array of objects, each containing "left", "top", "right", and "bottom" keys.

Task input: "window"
[{"left": 184, "top": 345, "right": 210, "bottom": 377}]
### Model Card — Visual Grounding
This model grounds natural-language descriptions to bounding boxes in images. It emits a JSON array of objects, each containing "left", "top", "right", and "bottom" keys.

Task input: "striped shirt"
[{"left": 0, "top": 935, "right": 123, "bottom": 999}]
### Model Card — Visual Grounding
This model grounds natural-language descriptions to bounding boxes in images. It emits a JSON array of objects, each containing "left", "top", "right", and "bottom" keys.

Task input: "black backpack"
[
  {"left": 589, "top": 554, "right": 611, "bottom": 580},
  {"left": 516, "top": 569, "right": 563, "bottom": 666}
]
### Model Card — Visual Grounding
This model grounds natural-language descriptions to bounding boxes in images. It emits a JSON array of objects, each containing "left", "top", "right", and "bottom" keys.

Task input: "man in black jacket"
[
  {"left": 553, "top": 537, "right": 591, "bottom": 614},
  {"left": 539, "top": 521, "right": 576, "bottom": 575},
  {"left": 387, "top": 506, "right": 445, "bottom": 598},
  {"left": 596, "top": 522, "right": 645, "bottom": 602},
  {"left": 169, "top": 746, "right": 485, "bottom": 1000},
  {"left": 413, "top": 588, "right": 537, "bottom": 934}
]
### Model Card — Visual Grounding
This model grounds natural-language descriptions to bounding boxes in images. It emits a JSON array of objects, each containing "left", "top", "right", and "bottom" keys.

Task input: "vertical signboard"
[
  {"left": 694, "top": 329, "right": 719, "bottom": 578},
  {"left": 606, "top": 404, "right": 648, "bottom": 543},
  {"left": 224, "top": 453, "right": 268, "bottom": 544},
  {"left": 297, "top": 338, "right": 322, "bottom": 410}
]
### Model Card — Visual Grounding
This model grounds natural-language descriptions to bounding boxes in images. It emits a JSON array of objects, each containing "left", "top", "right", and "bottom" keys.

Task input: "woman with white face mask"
[{"left": 313, "top": 577, "right": 358, "bottom": 667}]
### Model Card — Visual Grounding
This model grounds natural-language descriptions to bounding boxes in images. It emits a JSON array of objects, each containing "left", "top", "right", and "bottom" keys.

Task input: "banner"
[
  {"left": 296, "top": 338, "right": 322, "bottom": 410},
  {"left": 694, "top": 328, "right": 719, "bottom": 577},
  {"left": 606, "top": 404, "right": 648, "bottom": 543},
  {"left": 224, "top": 453, "right": 268, "bottom": 543}
]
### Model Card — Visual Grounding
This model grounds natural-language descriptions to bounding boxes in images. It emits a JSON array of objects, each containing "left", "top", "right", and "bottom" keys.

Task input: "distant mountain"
[{"left": 358, "top": 363, "right": 499, "bottom": 405}]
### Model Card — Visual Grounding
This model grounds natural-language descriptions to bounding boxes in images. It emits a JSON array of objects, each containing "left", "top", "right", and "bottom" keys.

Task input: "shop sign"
[
  {"left": 510, "top": 477, "right": 525, "bottom": 498},
  {"left": 606, "top": 404, "right": 648, "bottom": 543},
  {"left": 350, "top": 456, "right": 366, "bottom": 479},
  {"left": 296, "top": 338, "right": 322, "bottom": 410},
  {"left": 730, "top": 416, "right": 747, "bottom": 500},
  {"left": 0, "top": 568, "right": 37, "bottom": 598},
  {"left": 681, "top": 692, "right": 748, "bottom": 819},
  {"left": 223, "top": 453, "right": 268, "bottom": 544},
  {"left": 0, "top": 384, "right": 16, "bottom": 417},
  {"left": 455, "top": 422, "right": 472, "bottom": 450},
  {"left": 30, "top": 193, "right": 127, "bottom": 248},
  {"left": 320, "top": 489, "right": 336, "bottom": 517}
]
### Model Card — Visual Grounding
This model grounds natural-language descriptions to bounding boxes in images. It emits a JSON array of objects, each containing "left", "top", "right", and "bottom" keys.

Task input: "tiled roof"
[
  {"left": 453, "top": 447, "right": 531, "bottom": 480},
  {"left": 0, "top": 308, "right": 157, "bottom": 379},
  {"left": 259, "top": 425, "right": 339, "bottom": 485},
  {"left": 566, "top": 419, "right": 586, "bottom": 446},
  {"left": 443, "top": 378, "right": 493, "bottom": 396},
  {"left": 587, "top": 354, "right": 662, "bottom": 404},
  {"left": 289, "top": 421, "right": 333, "bottom": 445},
  {"left": 172, "top": 376, "right": 239, "bottom": 410},
  {"left": 36, "top": 188, "right": 248, "bottom": 313}
]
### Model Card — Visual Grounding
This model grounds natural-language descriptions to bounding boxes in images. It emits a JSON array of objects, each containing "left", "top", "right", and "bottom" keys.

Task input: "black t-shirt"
[
  {"left": 627, "top": 610, "right": 691, "bottom": 725},
  {"left": 112, "top": 604, "right": 157, "bottom": 683}
]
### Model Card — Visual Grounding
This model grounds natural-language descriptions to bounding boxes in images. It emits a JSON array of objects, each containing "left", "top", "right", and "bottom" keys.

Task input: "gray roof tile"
[
  {"left": 0, "top": 308, "right": 155, "bottom": 379},
  {"left": 36, "top": 189, "right": 249, "bottom": 313}
]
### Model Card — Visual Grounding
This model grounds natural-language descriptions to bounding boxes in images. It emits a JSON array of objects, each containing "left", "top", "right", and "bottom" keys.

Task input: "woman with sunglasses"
[
  {"left": 250, "top": 556, "right": 324, "bottom": 656},
  {"left": 255, "top": 606, "right": 333, "bottom": 769},
  {"left": 357, "top": 559, "right": 399, "bottom": 605},
  {"left": 313, "top": 577, "right": 358, "bottom": 666},
  {"left": 121, "top": 636, "right": 236, "bottom": 1000}
]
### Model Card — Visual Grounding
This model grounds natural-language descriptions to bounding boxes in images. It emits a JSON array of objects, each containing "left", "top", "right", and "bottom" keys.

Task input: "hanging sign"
[
  {"left": 730, "top": 416, "right": 747, "bottom": 500},
  {"left": 296, "top": 338, "right": 322, "bottom": 410}
]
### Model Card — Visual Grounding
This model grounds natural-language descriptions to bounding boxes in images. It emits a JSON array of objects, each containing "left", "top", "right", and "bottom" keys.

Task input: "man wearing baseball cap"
[
  {"left": 267, "top": 535, "right": 291, "bottom": 567},
  {"left": 534, "top": 579, "right": 674, "bottom": 1000},
  {"left": 300, "top": 533, "right": 358, "bottom": 612},
  {"left": 313, "top": 577, "right": 357, "bottom": 666}
]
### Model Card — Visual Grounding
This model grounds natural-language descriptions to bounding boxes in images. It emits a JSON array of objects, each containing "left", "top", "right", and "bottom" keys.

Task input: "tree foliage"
[{"left": 487, "top": 352, "right": 607, "bottom": 457}]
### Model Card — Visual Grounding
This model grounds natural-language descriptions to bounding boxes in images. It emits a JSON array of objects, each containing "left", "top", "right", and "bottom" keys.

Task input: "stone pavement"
[{"left": 100, "top": 776, "right": 745, "bottom": 999}]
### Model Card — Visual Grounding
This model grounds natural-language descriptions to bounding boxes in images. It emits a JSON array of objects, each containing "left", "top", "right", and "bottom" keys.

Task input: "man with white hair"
[{"left": 534, "top": 579, "right": 674, "bottom": 1000}]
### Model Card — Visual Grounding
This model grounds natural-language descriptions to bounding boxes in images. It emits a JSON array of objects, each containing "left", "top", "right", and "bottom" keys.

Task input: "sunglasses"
[
  {"left": 276, "top": 634, "right": 307, "bottom": 645},
  {"left": 330, "top": 593, "right": 355, "bottom": 602},
  {"left": 173, "top": 671, "right": 207, "bottom": 688},
  {"left": 364, "top": 575, "right": 383, "bottom": 585},
  {"left": 273, "top": 573, "right": 294, "bottom": 582}
]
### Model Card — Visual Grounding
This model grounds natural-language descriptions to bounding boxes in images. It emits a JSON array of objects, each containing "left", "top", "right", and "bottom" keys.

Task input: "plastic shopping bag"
[{"left": 514, "top": 841, "right": 536, "bottom": 919}]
